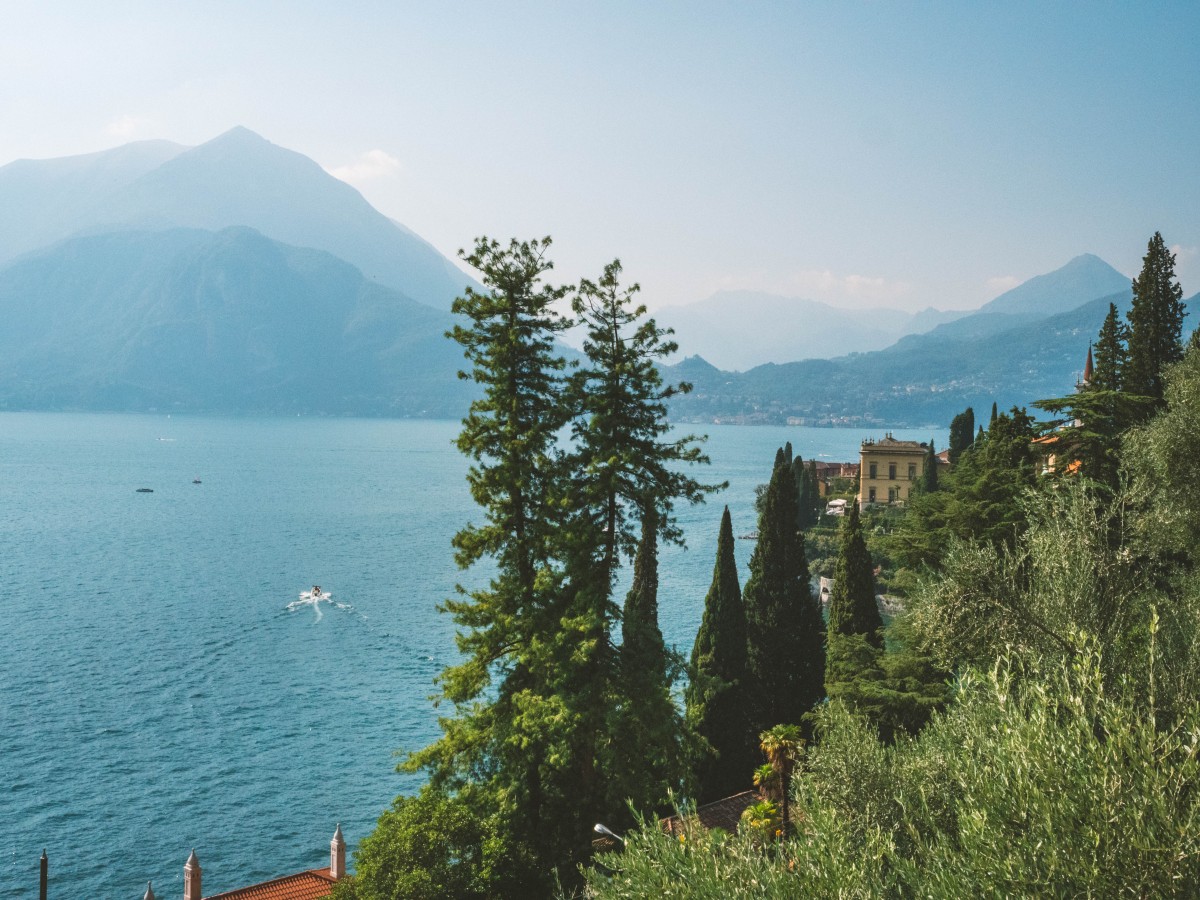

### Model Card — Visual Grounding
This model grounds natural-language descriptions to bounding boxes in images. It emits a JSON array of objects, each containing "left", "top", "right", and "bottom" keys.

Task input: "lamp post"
[{"left": 592, "top": 822, "right": 624, "bottom": 845}]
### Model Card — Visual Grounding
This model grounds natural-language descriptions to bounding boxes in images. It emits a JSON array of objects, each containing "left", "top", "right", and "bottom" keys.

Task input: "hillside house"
[{"left": 858, "top": 434, "right": 930, "bottom": 509}]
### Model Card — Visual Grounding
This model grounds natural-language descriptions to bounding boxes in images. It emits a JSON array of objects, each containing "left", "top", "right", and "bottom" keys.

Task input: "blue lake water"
[{"left": 1, "top": 413, "right": 944, "bottom": 897}]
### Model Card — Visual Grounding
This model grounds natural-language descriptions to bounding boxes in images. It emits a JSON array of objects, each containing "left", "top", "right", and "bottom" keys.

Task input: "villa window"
[
  {"left": 908, "top": 464, "right": 917, "bottom": 480},
  {"left": 869, "top": 463, "right": 877, "bottom": 479},
  {"left": 868, "top": 487, "right": 876, "bottom": 503},
  {"left": 888, "top": 463, "right": 896, "bottom": 480},
  {"left": 888, "top": 487, "right": 896, "bottom": 502}
]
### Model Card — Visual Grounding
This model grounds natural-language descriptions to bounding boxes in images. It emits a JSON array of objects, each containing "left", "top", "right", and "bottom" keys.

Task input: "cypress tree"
[
  {"left": 792, "top": 454, "right": 819, "bottom": 529},
  {"left": 608, "top": 508, "right": 689, "bottom": 818},
  {"left": 687, "top": 507, "right": 755, "bottom": 802},
  {"left": 948, "top": 407, "right": 975, "bottom": 463},
  {"left": 743, "top": 453, "right": 825, "bottom": 737},
  {"left": 920, "top": 439, "right": 939, "bottom": 494},
  {"left": 1125, "top": 232, "right": 1186, "bottom": 405},
  {"left": 990, "top": 402, "right": 998, "bottom": 426},
  {"left": 1092, "top": 302, "right": 1128, "bottom": 393},
  {"left": 826, "top": 502, "right": 882, "bottom": 646}
]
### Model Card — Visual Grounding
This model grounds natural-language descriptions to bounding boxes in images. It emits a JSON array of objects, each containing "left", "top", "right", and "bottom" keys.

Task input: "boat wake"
[{"left": 286, "top": 589, "right": 352, "bottom": 622}]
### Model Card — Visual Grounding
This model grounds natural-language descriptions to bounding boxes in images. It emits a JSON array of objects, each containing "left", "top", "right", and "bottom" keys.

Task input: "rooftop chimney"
[
  {"left": 184, "top": 849, "right": 201, "bottom": 900},
  {"left": 331, "top": 824, "right": 346, "bottom": 880}
]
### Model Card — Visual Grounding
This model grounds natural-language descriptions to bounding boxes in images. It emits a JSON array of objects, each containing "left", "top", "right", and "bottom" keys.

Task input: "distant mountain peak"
[
  {"left": 0, "top": 129, "right": 477, "bottom": 310},
  {"left": 209, "top": 125, "right": 270, "bottom": 144},
  {"left": 978, "top": 254, "right": 1130, "bottom": 318}
]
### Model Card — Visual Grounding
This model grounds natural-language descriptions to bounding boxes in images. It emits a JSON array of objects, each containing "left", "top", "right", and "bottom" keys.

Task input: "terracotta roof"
[
  {"left": 204, "top": 868, "right": 337, "bottom": 900},
  {"left": 661, "top": 790, "right": 758, "bottom": 836}
]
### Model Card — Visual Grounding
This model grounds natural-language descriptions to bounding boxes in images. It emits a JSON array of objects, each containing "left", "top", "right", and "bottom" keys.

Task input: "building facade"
[{"left": 858, "top": 434, "right": 931, "bottom": 509}]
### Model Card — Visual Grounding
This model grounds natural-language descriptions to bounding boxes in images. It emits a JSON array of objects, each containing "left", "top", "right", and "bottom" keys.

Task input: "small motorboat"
[
  {"left": 136, "top": 487, "right": 154, "bottom": 493},
  {"left": 192, "top": 477, "right": 202, "bottom": 484}
]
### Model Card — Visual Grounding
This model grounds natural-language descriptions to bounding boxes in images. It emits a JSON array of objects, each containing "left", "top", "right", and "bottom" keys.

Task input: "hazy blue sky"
[{"left": 2, "top": 1, "right": 1197, "bottom": 311}]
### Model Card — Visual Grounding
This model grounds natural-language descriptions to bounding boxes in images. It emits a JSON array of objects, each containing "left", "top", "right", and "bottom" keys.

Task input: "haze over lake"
[{"left": 2, "top": 413, "right": 944, "bottom": 897}]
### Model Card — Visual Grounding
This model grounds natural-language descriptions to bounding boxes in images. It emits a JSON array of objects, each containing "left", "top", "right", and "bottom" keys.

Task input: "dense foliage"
[
  {"left": 585, "top": 651, "right": 1200, "bottom": 898},
  {"left": 582, "top": 234, "right": 1200, "bottom": 899},
  {"left": 347, "top": 231, "right": 1198, "bottom": 899},
  {"left": 947, "top": 406, "right": 974, "bottom": 463},
  {"left": 348, "top": 239, "right": 717, "bottom": 898}
]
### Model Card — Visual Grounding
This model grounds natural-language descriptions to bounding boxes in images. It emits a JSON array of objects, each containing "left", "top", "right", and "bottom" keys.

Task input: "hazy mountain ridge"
[
  {"left": 0, "top": 227, "right": 472, "bottom": 415},
  {"left": 652, "top": 255, "right": 1128, "bottom": 371},
  {"left": 0, "top": 127, "right": 476, "bottom": 310},
  {"left": 0, "top": 139, "right": 187, "bottom": 262},
  {"left": 666, "top": 287, "right": 1199, "bottom": 427},
  {"left": 0, "top": 131, "right": 1170, "bottom": 425},
  {"left": 653, "top": 290, "right": 969, "bottom": 371}
]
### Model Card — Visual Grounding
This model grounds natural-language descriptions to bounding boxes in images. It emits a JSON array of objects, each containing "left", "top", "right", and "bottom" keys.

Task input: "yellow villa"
[{"left": 858, "top": 434, "right": 932, "bottom": 509}]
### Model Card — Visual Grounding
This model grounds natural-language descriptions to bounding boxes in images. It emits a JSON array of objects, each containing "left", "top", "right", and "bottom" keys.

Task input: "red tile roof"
[{"left": 204, "top": 868, "right": 337, "bottom": 900}]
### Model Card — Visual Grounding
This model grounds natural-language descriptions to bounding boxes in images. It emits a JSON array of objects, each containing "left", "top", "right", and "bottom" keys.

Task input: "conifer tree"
[
  {"left": 1125, "top": 232, "right": 1185, "bottom": 405},
  {"left": 990, "top": 402, "right": 998, "bottom": 426},
  {"left": 1092, "top": 302, "right": 1128, "bottom": 393},
  {"left": 563, "top": 258, "right": 719, "bottom": 855},
  {"left": 826, "top": 502, "right": 882, "bottom": 646},
  {"left": 608, "top": 508, "right": 689, "bottom": 819},
  {"left": 743, "top": 453, "right": 825, "bottom": 737},
  {"left": 792, "top": 454, "right": 820, "bottom": 529},
  {"left": 568, "top": 259, "right": 716, "bottom": 576},
  {"left": 687, "top": 507, "right": 755, "bottom": 802},
  {"left": 948, "top": 407, "right": 975, "bottom": 463},
  {"left": 407, "top": 236, "right": 574, "bottom": 893},
  {"left": 920, "top": 440, "right": 939, "bottom": 494}
]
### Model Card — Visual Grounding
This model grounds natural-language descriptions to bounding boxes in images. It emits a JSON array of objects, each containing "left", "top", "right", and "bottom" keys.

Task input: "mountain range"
[
  {"left": 652, "top": 253, "right": 1131, "bottom": 372},
  {"left": 0, "top": 127, "right": 475, "bottom": 310},
  {"left": 666, "top": 280, "right": 1199, "bottom": 427},
  {"left": 0, "top": 226, "right": 470, "bottom": 415},
  {"left": 0, "top": 128, "right": 1187, "bottom": 425}
]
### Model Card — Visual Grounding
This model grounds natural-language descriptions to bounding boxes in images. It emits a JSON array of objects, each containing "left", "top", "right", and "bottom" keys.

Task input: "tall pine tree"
[
  {"left": 687, "top": 507, "right": 755, "bottom": 803},
  {"left": 1092, "top": 302, "right": 1128, "bottom": 393},
  {"left": 563, "top": 258, "right": 718, "bottom": 859},
  {"left": 407, "top": 236, "right": 574, "bottom": 893},
  {"left": 743, "top": 452, "right": 825, "bottom": 738},
  {"left": 1125, "top": 232, "right": 1186, "bottom": 405}
]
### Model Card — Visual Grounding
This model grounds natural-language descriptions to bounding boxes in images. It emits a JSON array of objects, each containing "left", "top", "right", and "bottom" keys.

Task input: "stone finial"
[
  {"left": 184, "top": 849, "right": 201, "bottom": 900},
  {"left": 331, "top": 824, "right": 346, "bottom": 880},
  {"left": 144, "top": 881, "right": 156, "bottom": 900}
]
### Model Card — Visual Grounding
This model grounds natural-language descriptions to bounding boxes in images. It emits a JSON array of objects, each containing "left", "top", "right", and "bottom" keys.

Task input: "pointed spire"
[
  {"left": 184, "top": 849, "right": 201, "bottom": 900},
  {"left": 144, "top": 881, "right": 155, "bottom": 900},
  {"left": 1083, "top": 343, "right": 1094, "bottom": 384},
  {"left": 331, "top": 823, "right": 346, "bottom": 880}
]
